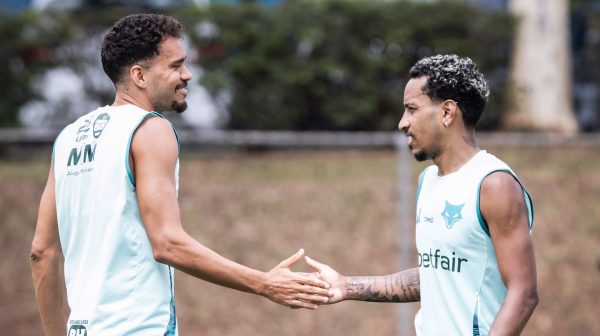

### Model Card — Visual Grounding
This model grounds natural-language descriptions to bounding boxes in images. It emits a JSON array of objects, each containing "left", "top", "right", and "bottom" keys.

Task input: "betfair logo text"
[{"left": 418, "top": 248, "right": 468, "bottom": 273}]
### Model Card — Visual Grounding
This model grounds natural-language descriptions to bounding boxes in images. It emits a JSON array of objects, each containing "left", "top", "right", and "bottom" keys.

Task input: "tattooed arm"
[{"left": 305, "top": 256, "right": 420, "bottom": 303}]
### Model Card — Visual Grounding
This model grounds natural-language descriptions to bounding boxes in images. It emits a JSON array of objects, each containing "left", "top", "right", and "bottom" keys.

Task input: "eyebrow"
[{"left": 170, "top": 56, "right": 186, "bottom": 66}]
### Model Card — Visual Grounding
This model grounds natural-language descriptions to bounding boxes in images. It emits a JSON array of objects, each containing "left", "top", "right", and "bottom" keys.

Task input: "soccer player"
[
  {"left": 306, "top": 54, "right": 538, "bottom": 335},
  {"left": 30, "top": 14, "right": 329, "bottom": 335}
]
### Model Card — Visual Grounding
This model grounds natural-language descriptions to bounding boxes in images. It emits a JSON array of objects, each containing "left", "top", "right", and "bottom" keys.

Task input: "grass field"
[{"left": 2, "top": 147, "right": 599, "bottom": 335}]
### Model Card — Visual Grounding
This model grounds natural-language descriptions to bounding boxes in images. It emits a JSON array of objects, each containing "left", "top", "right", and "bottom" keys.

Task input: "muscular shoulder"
[
  {"left": 131, "top": 115, "right": 178, "bottom": 163},
  {"left": 480, "top": 171, "right": 522, "bottom": 200},
  {"left": 134, "top": 115, "right": 174, "bottom": 138},
  {"left": 480, "top": 171, "right": 528, "bottom": 233}
]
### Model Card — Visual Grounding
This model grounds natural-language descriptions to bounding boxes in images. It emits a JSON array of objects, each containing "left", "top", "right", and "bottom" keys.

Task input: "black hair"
[
  {"left": 409, "top": 54, "right": 489, "bottom": 128},
  {"left": 101, "top": 14, "right": 184, "bottom": 84}
]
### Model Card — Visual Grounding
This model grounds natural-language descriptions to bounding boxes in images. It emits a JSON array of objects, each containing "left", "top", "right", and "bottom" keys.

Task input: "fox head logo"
[{"left": 441, "top": 201, "right": 464, "bottom": 229}]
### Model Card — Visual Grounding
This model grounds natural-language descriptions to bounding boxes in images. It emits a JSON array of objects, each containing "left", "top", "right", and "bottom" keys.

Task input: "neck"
[
  {"left": 112, "top": 86, "right": 153, "bottom": 112},
  {"left": 433, "top": 130, "right": 479, "bottom": 176}
]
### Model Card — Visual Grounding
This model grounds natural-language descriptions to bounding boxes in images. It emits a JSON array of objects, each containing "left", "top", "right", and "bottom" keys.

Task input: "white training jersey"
[
  {"left": 414, "top": 150, "right": 533, "bottom": 336},
  {"left": 53, "top": 104, "right": 179, "bottom": 335}
]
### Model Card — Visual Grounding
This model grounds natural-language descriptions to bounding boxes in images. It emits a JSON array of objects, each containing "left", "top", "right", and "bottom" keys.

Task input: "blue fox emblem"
[{"left": 441, "top": 201, "right": 465, "bottom": 229}]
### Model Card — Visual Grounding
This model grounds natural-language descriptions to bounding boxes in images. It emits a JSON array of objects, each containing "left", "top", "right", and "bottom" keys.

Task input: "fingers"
[
  {"left": 297, "top": 292, "right": 330, "bottom": 304},
  {"left": 278, "top": 248, "right": 305, "bottom": 269},
  {"left": 286, "top": 293, "right": 330, "bottom": 309},
  {"left": 287, "top": 299, "right": 319, "bottom": 310},
  {"left": 305, "top": 255, "right": 327, "bottom": 272},
  {"left": 294, "top": 274, "right": 330, "bottom": 292},
  {"left": 296, "top": 272, "right": 324, "bottom": 281}
]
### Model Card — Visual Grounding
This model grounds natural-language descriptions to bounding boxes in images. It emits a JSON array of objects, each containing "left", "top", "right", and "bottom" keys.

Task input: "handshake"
[{"left": 261, "top": 248, "right": 345, "bottom": 310}]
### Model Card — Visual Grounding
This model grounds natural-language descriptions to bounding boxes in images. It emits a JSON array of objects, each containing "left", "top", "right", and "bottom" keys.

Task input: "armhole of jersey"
[
  {"left": 51, "top": 140, "right": 57, "bottom": 174},
  {"left": 126, "top": 112, "right": 176, "bottom": 187},
  {"left": 52, "top": 127, "right": 68, "bottom": 178},
  {"left": 416, "top": 166, "right": 430, "bottom": 201},
  {"left": 476, "top": 169, "right": 535, "bottom": 237},
  {"left": 149, "top": 112, "right": 181, "bottom": 156}
]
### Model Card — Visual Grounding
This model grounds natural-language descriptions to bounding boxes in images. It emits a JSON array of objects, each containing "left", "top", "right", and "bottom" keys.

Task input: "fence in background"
[
  {"left": 3, "top": 129, "right": 599, "bottom": 335},
  {"left": 4, "top": 128, "right": 600, "bottom": 149}
]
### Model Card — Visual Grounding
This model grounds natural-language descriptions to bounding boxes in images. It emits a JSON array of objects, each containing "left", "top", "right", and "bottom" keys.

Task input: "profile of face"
[
  {"left": 398, "top": 76, "right": 444, "bottom": 162},
  {"left": 144, "top": 37, "right": 193, "bottom": 113}
]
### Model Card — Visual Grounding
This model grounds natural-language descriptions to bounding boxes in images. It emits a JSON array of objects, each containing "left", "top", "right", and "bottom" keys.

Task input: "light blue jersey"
[
  {"left": 53, "top": 104, "right": 179, "bottom": 335},
  {"left": 414, "top": 150, "right": 533, "bottom": 336}
]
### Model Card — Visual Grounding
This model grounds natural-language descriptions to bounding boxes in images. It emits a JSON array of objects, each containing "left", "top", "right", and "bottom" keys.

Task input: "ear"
[
  {"left": 441, "top": 99, "right": 459, "bottom": 127},
  {"left": 129, "top": 64, "right": 148, "bottom": 89}
]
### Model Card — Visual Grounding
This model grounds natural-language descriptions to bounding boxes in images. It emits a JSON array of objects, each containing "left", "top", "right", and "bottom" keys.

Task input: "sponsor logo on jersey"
[
  {"left": 418, "top": 248, "right": 468, "bottom": 273},
  {"left": 93, "top": 113, "right": 110, "bottom": 138},
  {"left": 416, "top": 207, "right": 435, "bottom": 224},
  {"left": 441, "top": 200, "right": 464, "bottom": 229},
  {"left": 68, "top": 320, "right": 88, "bottom": 336},
  {"left": 66, "top": 112, "right": 110, "bottom": 167},
  {"left": 67, "top": 144, "right": 96, "bottom": 166}
]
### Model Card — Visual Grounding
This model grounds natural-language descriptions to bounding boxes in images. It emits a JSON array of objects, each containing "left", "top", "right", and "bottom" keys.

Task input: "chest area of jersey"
[
  {"left": 415, "top": 186, "right": 490, "bottom": 275},
  {"left": 415, "top": 178, "right": 485, "bottom": 248}
]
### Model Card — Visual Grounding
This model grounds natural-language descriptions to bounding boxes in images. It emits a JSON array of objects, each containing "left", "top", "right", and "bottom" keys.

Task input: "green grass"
[{"left": 3, "top": 147, "right": 599, "bottom": 335}]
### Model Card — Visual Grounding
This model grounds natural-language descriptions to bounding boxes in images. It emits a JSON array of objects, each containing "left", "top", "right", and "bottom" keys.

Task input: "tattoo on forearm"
[{"left": 344, "top": 268, "right": 420, "bottom": 302}]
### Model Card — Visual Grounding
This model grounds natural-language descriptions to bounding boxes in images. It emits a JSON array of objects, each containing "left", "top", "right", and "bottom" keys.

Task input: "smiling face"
[
  {"left": 398, "top": 76, "right": 444, "bottom": 162},
  {"left": 145, "top": 37, "right": 192, "bottom": 113}
]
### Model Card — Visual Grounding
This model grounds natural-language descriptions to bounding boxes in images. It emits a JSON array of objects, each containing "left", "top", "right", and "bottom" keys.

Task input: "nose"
[
  {"left": 181, "top": 64, "right": 193, "bottom": 82},
  {"left": 398, "top": 113, "right": 409, "bottom": 133}
]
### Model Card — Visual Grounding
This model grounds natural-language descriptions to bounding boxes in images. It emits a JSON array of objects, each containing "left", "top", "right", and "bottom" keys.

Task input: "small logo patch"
[
  {"left": 68, "top": 324, "right": 88, "bottom": 336},
  {"left": 441, "top": 200, "right": 464, "bottom": 229},
  {"left": 93, "top": 113, "right": 110, "bottom": 138}
]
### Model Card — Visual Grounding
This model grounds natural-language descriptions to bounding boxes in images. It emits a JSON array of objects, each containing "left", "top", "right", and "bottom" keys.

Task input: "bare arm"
[
  {"left": 305, "top": 256, "right": 420, "bottom": 303},
  {"left": 30, "top": 163, "right": 68, "bottom": 335},
  {"left": 131, "top": 117, "right": 329, "bottom": 309},
  {"left": 481, "top": 172, "right": 538, "bottom": 336}
]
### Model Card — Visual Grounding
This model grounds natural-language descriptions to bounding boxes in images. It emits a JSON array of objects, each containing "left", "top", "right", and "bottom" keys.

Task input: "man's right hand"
[{"left": 261, "top": 249, "right": 331, "bottom": 309}]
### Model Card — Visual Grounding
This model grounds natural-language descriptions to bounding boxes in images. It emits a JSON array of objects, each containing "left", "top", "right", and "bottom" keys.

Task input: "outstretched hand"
[
  {"left": 262, "top": 249, "right": 331, "bottom": 310},
  {"left": 305, "top": 256, "right": 344, "bottom": 304}
]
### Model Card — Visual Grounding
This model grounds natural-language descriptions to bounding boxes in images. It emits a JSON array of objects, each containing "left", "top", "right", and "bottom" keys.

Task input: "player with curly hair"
[
  {"left": 307, "top": 55, "right": 538, "bottom": 336},
  {"left": 30, "top": 14, "right": 330, "bottom": 335}
]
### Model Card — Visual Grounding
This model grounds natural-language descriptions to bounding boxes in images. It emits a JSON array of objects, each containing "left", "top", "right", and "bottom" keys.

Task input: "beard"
[
  {"left": 172, "top": 82, "right": 188, "bottom": 113},
  {"left": 172, "top": 100, "right": 187, "bottom": 113},
  {"left": 151, "top": 94, "right": 187, "bottom": 113},
  {"left": 414, "top": 150, "right": 429, "bottom": 162},
  {"left": 151, "top": 82, "right": 189, "bottom": 113},
  {"left": 410, "top": 128, "right": 442, "bottom": 162},
  {"left": 409, "top": 138, "right": 439, "bottom": 162},
  {"left": 408, "top": 139, "right": 430, "bottom": 162}
]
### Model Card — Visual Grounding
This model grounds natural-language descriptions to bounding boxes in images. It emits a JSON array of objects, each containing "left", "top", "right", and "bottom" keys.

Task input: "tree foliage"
[
  {"left": 1, "top": 1, "right": 514, "bottom": 130},
  {"left": 176, "top": 0, "right": 515, "bottom": 130},
  {"left": 0, "top": 10, "right": 72, "bottom": 127}
]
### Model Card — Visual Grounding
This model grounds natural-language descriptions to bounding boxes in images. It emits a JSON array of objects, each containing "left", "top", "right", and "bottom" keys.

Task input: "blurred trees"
[
  {"left": 0, "top": 10, "right": 71, "bottom": 127},
  {"left": 177, "top": 0, "right": 515, "bottom": 130},
  {"left": 1, "top": 0, "right": 515, "bottom": 130}
]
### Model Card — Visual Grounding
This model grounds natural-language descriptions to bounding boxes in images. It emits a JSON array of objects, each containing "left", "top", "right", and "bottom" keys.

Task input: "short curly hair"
[
  {"left": 101, "top": 14, "right": 184, "bottom": 84},
  {"left": 409, "top": 54, "right": 489, "bottom": 128}
]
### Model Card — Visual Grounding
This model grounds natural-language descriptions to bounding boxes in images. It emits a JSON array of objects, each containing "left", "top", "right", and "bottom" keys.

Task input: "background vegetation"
[
  {"left": 3, "top": 147, "right": 599, "bottom": 335},
  {"left": 177, "top": 0, "right": 514, "bottom": 130},
  {"left": 0, "top": 0, "right": 515, "bottom": 130},
  {"left": 0, "top": 10, "right": 71, "bottom": 126}
]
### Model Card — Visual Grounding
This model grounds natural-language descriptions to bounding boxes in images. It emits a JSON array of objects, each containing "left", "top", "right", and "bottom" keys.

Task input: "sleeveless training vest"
[
  {"left": 53, "top": 104, "right": 179, "bottom": 335},
  {"left": 414, "top": 150, "right": 533, "bottom": 336}
]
